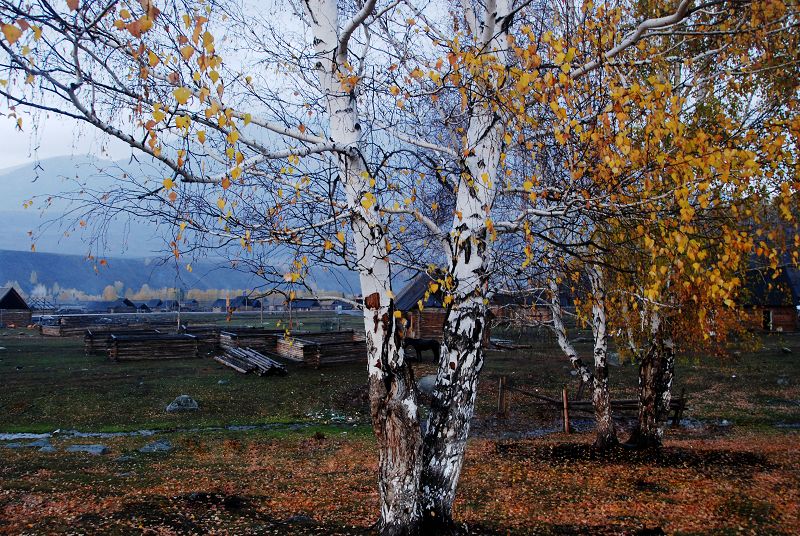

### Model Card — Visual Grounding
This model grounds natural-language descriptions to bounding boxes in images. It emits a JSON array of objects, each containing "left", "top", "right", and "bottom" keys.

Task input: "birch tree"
[{"left": 1, "top": 1, "right": 424, "bottom": 532}]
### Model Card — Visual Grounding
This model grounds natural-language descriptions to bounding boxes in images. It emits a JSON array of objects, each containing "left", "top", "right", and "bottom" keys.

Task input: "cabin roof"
[
  {"left": 744, "top": 266, "right": 800, "bottom": 307},
  {"left": 0, "top": 287, "right": 29, "bottom": 310},
  {"left": 290, "top": 298, "right": 320, "bottom": 308},
  {"left": 395, "top": 273, "right": 443, "bottom": 311}
]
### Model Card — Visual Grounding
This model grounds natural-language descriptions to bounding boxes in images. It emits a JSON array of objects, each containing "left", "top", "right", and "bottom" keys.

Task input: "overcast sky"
[{"left": 0, "top": 112, "right": 133, "bottom": 171}]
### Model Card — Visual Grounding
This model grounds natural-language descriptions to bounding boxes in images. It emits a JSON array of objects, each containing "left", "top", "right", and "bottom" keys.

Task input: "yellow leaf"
[
  {"left": 32, "top": 26, "right": 41, "bottom": 40},
  {"left": 148, "top": 50, "right": 160, "bottom": 67},
  {"left": 162, "top": 177, "right": 174, "bottom": 190},
  {"left": 173, "top": 87, "right": 191, "bottom": 104},
  {"left": 2, "top": 24, "right": 22, "bottom": 45},
  {"left": 180, "top": 45, "right": 194, "bottom": 60},
  {"left": 221, "top": 176, "right": 231, "bottom": 189},
  {"left": 197, "top": 130, "right": 206, "bottom": 143},
  {"left": 336, "top": 231, "right": 345, "bottom": 243},
  {"left": 217, "top": 197, "right": 226, "bottom": 210},
  {"left": 175, "top": 115, "right": 191, "bottom": 130}
]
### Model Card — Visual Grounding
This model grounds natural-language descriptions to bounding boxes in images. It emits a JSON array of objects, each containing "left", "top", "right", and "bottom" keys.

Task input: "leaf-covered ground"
[
  {"left": 0, "top": 430, "right": 797, "bottom": 534},
  {"left": 1, "top": 325, "right": 798, "bottom": 533}
]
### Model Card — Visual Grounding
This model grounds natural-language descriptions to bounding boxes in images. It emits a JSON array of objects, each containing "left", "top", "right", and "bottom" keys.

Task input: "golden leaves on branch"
[{"left": 2, "top": 23, "right": 21, "bottom": 44}]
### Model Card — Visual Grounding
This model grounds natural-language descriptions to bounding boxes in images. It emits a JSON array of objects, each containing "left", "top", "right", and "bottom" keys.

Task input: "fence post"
[
  {"left": 562, "top": 386, "right": 571, "bottom": 434},
  {"left": 498, "top": 376, "right": 508, "bottom": 418},
  {"left": 671, "top": 387, "right": 687, "bottom": 427}
]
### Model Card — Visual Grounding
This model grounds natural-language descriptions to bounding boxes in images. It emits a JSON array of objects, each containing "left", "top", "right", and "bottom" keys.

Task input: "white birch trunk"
[
  {"left": 304, "top": 2, "right": 422, "bottom": 532},
  {"left": 421, "top": 3, "right": 513, "bottom": 525},
  {"left": 548, "top": 276, "right": 594, "bottom": 384},
  {"left": 586, "top": 264, "right": 618, "bottom": 449},
  {"left": 421, "top": 112, "right": 499, "bottom": 528},
  {"left": 628, "top": 310, "right": 675, "bottom": 449}
]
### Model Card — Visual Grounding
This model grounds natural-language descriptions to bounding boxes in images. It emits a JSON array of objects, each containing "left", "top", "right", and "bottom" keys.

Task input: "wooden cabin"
[
  {"left": 0, "top": 287, "right": 31, "bottom": 327},
  {"left": 289, "top": 298, "right": 321, "bottom": 311},
  {"left": 394, "top": 274, "right": 448, "bottom": 341},
  {"left": 489, "top": 293, "right": 554, "bottom": 326},
  {"left": 742, "top": 267, "right": 800, "bottom": 332}
]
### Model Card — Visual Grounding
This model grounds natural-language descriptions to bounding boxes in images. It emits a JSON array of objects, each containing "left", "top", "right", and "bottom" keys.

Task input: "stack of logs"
[
  {"left": 275, "top": 330, "right": 366, "bottom": 367},
  {"left": 80, "top": 324, "right": 367, "bottom": 370},
  {"left": 85, "top": 328, "right": 163, "bottom": 356},
  {"left": 44, "top": 316, "right": 176, "bottom": 337},
  {"left": 107, "top": 333, "right": 199, "bottom": 361},
  {"left": 219, "top": 328, "right": 285, "bottom": 353},
  {"left": 214, "top": 346, "right": 287, "bottom": 376}
]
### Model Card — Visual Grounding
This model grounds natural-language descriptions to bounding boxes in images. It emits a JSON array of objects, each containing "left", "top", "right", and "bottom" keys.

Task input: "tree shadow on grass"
[
  {"left": 69, "top": 493, "right": 374, "bottom": 535},
  {"left": 494, "top": 441, "right": 773, "bottom": 472}
]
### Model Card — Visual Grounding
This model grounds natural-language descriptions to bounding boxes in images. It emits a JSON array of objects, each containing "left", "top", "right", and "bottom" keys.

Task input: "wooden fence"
[{"left": 496, "top": 376, "right": 688, "bottom": 433}]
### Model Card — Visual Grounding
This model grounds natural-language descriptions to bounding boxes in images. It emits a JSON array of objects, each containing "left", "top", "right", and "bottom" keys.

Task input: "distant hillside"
[
  {"left": 0, "top": 155, "right": 166, "bottom": 256},
  {"left": 0, "top": 249, "right": 358, "bottom": 297}
]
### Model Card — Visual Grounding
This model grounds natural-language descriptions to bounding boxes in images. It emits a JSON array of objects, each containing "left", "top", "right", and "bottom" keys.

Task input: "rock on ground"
[
  {"left": 139, "top": 439, "right": 173, "bottom": 453},
  {"left": 166, "top": 395, "right": 199, "bottom": 412},
  {"left": 66, "top": 444, "right": 110, "bottom": 455}
]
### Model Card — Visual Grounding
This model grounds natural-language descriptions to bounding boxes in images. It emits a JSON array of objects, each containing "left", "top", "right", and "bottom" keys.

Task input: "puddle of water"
[
  {"left": 774, "top": 422, "right": 800, "bottom": 429},
  {"left": 0, "top": 433, "right": 51, "bottom": 441},
  {"left": 0, "top": 422, "right": 337, "bottom": 442}
]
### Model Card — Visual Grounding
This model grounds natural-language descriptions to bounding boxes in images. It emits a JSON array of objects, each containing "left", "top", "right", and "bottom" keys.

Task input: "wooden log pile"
[
  {"left": 40, "top": 314, "right": 179, "bottom": 337},
  {"left": 219, "top": 328, "right": 285, "bottom": 353},
  {"left": 181, "top": 325, "right": 221, "bottom": 355},
  {"left": 84, "top": 328, "right": 163, "bottom": 356},
  {"left": 214, "top": 346, "right": 287, "bottom": 376},
  {"left": 274, "top": 330, "right": 366, "bottom": 367},
  {"left": 108, "top": 334, "right": 199, "bottom": 361}
]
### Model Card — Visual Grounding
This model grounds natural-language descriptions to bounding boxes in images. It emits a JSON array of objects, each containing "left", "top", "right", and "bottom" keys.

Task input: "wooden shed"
[
  {"left": 742, "top": 267, "right": 800, "bottom": 332},
  {"left": 394, "top": 274, "right": 448, "bottom": 341},
  {"left": 489, "top": 293, "right": 554, "bottom": 326},
  {"left": 0, "top": 287, "right": 31, "bottom": 327}
]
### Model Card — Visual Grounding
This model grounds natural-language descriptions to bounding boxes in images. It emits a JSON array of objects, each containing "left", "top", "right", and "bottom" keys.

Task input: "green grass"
[
  {"left": 0, "top": 318, "right": 368, "bottom": 432},
  {"left": 1, "top": 319, "right": 799, "bottom": 434}
]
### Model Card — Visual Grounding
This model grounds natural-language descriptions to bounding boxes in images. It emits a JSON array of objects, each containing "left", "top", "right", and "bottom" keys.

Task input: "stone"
[
  {"left": 38, "top": 445, "right": 57, "bottom": 453},
  {"left": 166, "top": 395, "right": 198, "bottom": 412},
  {"left": 286, "top": 514, "right": 317, "bottom": 525},
  {"left": 217, "top": 379, "right": 229, "bottom": 385},
  {"left": 416, "top": 374, "right": 437, "bottom": 397},
  {"left": 782, "top": 347, "right": 792, "bottom": 354},
  {"left": 607, "top": 352, "right": 621, "bottom": 367},
  {"left": 777, "top": 376, "right": 790, "bottom": 386},
  {"left": 138, "top": 439, "right": 173, "bottom": 453},
  {"left": 66, "top": 444, "right": 109, "bottom": 455}
]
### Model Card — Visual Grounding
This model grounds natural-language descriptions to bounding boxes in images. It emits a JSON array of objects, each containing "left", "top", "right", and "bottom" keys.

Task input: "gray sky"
[{"left": 0, "top": 113, "right": 132, "bottom": 170}]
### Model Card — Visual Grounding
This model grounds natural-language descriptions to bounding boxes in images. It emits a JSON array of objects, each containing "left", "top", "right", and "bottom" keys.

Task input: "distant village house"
[{"left": 0, "top": 287, "right": 32, "bottom": 327}]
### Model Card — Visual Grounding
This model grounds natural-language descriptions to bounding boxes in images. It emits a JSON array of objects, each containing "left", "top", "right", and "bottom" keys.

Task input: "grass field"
[{"left": 1, "top": 318, "right": 798, "bottom": 534}]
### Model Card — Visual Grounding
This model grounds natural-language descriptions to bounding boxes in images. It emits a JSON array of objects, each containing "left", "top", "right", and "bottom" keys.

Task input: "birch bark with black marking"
[{"left": 304, "top": 1, "right": 422, "bottom": 532}]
